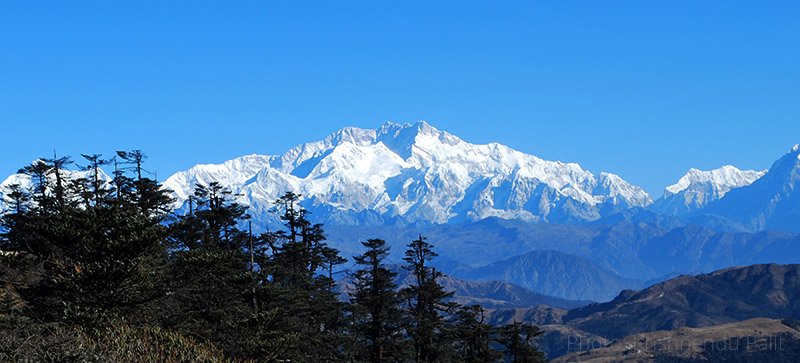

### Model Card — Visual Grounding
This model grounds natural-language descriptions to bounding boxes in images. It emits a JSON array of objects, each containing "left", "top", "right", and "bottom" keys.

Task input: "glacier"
[{"left": 163, "top": 121, "right": 653, "bottom": 228}]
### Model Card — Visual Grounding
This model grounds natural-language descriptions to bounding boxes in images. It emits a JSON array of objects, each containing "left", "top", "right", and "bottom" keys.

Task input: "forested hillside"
[{"left": 0, "top": 152, "right": 547, "bottom": 362}]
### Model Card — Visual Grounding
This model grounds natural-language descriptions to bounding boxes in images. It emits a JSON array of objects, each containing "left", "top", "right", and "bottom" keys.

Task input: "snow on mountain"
[
  {"left": 0, "top": 165, "right": 110, "bottom": 211},
  {"left": 651, "top": 165, "right": 766, "bottom": 216},
  {"left": 702, "top": 144, "right": 800, "bottom": 232},
  {"left": 0, "top": 173, "right": 32, "bottom": 210},
  {"left": 163, "top": 121, "right": 653, "bottom": 227}
]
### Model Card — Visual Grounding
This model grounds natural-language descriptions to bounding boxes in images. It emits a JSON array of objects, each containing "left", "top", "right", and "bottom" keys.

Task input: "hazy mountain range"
[
  {"left": 157, "top": 121, "right": 800, "bottom": 234},
  {"left": 3, "top": 122, "right": 800, "bottom": 303},
  {"left": 497, "top": 263, "right": 800, "bottom": 359},
  {"left": 162, "top": 121, "right": 653, "bottom": 227},
  {"left": 4, "top": 121, "right": 797, "bottom": 234}
]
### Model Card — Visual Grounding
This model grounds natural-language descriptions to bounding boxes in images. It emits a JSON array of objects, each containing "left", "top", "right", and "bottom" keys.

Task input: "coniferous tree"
[
  {"left": 452, "top": 305, "right": 503, "bottom": 363},
  {"left": 192, "top": 182, "right": 249, "bottom": 249},
  {"left": 1, "top": 153, "right": 171, "bottom": 326},
  {"left": 265, "top": 191, "right": 350, "bottom": 361},
  {"left": 498, "top": 321, "right": 547, "bottom": 363},
  {"left": 78, "top": 153, "right": 111, "bottom": 206},
  {"left": 351, "top": 238, "right": 409, "bottom": 362},
  {"left": 116, "top": 150, "right": 172, "bottom": 215},
  {"left": 0, "top": 184, "right": 32, "bottom": 256},
  {"left": 402, "top": 235, "right": 458, "bottom": 362},
  {"left": 162, "top": 182, "right": 254, "bottom": 352},
  {"left": 18, "top": 160, "right": 53, "bottom": 214},
  {"left": 43, "top": 151, "right": 71, "bottom": 210}
]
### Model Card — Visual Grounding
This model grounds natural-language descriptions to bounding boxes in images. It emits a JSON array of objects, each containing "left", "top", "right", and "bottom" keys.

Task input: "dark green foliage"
[
  {"left": 351, "top": 238, "right": 409, "bottom": 361},
  {"left": 17, "top": 160, "right": 53, "bottom": 213},
  {"left": 1, "top": 151, "right": 172, "bottom": 327},
  {"left": 498, "top": 321, "right": 547, "bottom": 363},
  {"left": 0, "top": 151, "right": 548, "bottom": 362},
  {"left": 452, "top": 305, "right": 503, "bottom": 363},
  {"left": 402, "top": 235, "right": 459, "bottom": 362},
  {"left": 192, "top": 182, "right": 249, "bottom": 249},
  {"left": 262, "top": 191, "right": 351, "bottom": 361},
  {"left": 163, "top": 182, "right": 291, "bottom": 360},
  {"left": 77, "top": 153, "right": 112, "bottom": 206}
]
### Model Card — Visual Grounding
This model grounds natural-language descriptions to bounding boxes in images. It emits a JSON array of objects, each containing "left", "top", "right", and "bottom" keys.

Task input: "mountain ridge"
[
  {"left": 651, "top": 165, "right": 766, "bottom": 216},
  {"left": 163, "top": 121, "right": 653, "bottom": 227}
]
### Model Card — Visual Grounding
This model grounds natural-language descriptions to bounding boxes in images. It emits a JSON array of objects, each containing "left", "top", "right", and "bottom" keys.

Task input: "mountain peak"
[
  {"left": 318, "top": 120, "right": 444, "bottom": 149},
  {"left": 766, "top": 143, "right": 800, "bottom": 174},
  {"left": 324, "top": 126, "right": 377, "bottom": 147},
  {"left": 789, "top": 143, "right": 800, "bottom": 161},
  {"left": 663, "top": 165, "right": 765, "bottom": 198},
  {"left": 652, "top": 165, "right": 765, "bottom": 216},
  {"left": 164, "top": 122, "right": 652, "bottom": 227},
  {"left": 376, "top": 120, "right": 439, "bottom": 136},
  {"left": 697, "top": 144, "right": 800, "bottom": 232}
]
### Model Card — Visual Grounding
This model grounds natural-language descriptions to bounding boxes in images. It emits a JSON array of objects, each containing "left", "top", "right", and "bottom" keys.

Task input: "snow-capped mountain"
[
  {"left": 164, "top": 121, "right": 653, "bottom": 227},
  {"left": 651, "top": 166, "right": 766, "bottom": 216},
  {"left": 703, "top": 144, "right": 800, "bottom": 232},
  {"left": 0, "top": 166, "right": 110, "bottom": 211}
]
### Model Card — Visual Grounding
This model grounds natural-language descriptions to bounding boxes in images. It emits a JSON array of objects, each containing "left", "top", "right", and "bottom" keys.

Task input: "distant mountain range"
[
  {"left": 442, "top": 250, "right": 643, "bottom": 302},
  {"left": 155, "top": 121, "right": 800, "bottom": 235},
  {"left": 565, "top": 263, "right": 800, "bottom": 340},
  {"left": 162, "top": 121, "right": 653, "bottom": 227},
  {"left": 335, "top": 264, "right": 589, "bottom": 310},
  {"left": 553, "top": 318, "right": 800, "bottom": 362},
  {"left": 3, "top": 122, "right": 800, "bottom": 303},
  {"left": 323, "top": 220, "right": 800, "bottom": 301},
  {"left": 650, "top": 165, "right": 766, "bottom": 216},
  {"left": 4, "top": 122, "right": 798, "bottom": 236},
  {"left": 500, "top": 263, "right": 800, "bottom": 359}
]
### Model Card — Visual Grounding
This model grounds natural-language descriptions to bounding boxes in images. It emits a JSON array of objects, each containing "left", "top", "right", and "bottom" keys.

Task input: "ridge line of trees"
[{"left": 0, "top": 151, "right": 546, "bottom": 362}]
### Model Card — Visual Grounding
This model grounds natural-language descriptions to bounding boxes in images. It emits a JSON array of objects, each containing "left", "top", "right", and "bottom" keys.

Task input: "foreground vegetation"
[{"left": 0, "top": 151, "right": 546, "bottom": 362}]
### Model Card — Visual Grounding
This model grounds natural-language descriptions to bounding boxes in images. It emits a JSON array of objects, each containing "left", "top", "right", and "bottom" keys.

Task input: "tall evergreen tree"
[
  {"left": 43, "top": 151, "right": 71, "bottom": 211},
  {"left": 192, "top": 182, "right": 248, "bottom": 249},
  {"left": 452, "top": 305, "right": 503, "bottom": 363},
  {"left": 351, "top": 238, "right": 408, "bottom": 362},
  {"left": 78, "top": 153, "right": 111, "bottom": 206},
  {"left": 402, "top": 235, "right": 458, "bottom": 362},
  {"left": 265, "top": 191, "right": 350, "bottom": 361},
  {"left": 162, "top": 181, "right": 254, "bottom": 352},
  {"left": 17, "top": 160, "right": 53, "bottom": 214},
  {"left": 498, "top": 321, "right": 547, "bottom": 363},
  {"left": 1, "top": 153, "right": 171, "bottom": 326}
]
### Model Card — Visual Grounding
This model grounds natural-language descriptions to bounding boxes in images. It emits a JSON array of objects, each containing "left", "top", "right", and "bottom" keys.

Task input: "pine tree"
[
  {"left": 78, "top": 153, "right": 111, "bottom": 206},
  {"left": 43, "top": 151, "right": 72, "bottom": 211},
  {"left": 192, "top": 182, "right": 248, "bottom": 249},
  {"left": 115, "top": 150, "right": 172, "bottom": 215},
  {"left": 402, "top": 235, "right": 458, "bottom": 362},
  {"left": 1, "top": 153, "right": 171, "bottom": 326},
  {"left": 265, "top": 191, "right": 349, "bottom": 361},
  {"left": 0, "top": 184, "right": 32, "bottom": 256},
  {"left": 17, "top": 160, "right": 53, "bottom": 213},
  {"left": 162, "top": 181, "right": 255, "bottom": 353},
  {"left": 452, "top": 305, "right": 503, "bottom": 363},
  {"left": 498, "top": 321, "right": 547, "bottom": 363},
  {"left": 351, "top": 238, "right": 408, "bottom": 362}
]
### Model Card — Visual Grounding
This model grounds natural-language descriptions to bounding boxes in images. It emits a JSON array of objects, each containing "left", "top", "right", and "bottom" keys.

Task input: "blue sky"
[{"left": 1, "top": 1, "right": 798, "bottom": 196}]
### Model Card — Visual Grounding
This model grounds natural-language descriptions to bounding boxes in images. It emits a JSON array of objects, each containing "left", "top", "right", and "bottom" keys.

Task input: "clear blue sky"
[{"left": 1, "top": 1, "right": 798, "bottom": 197}]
